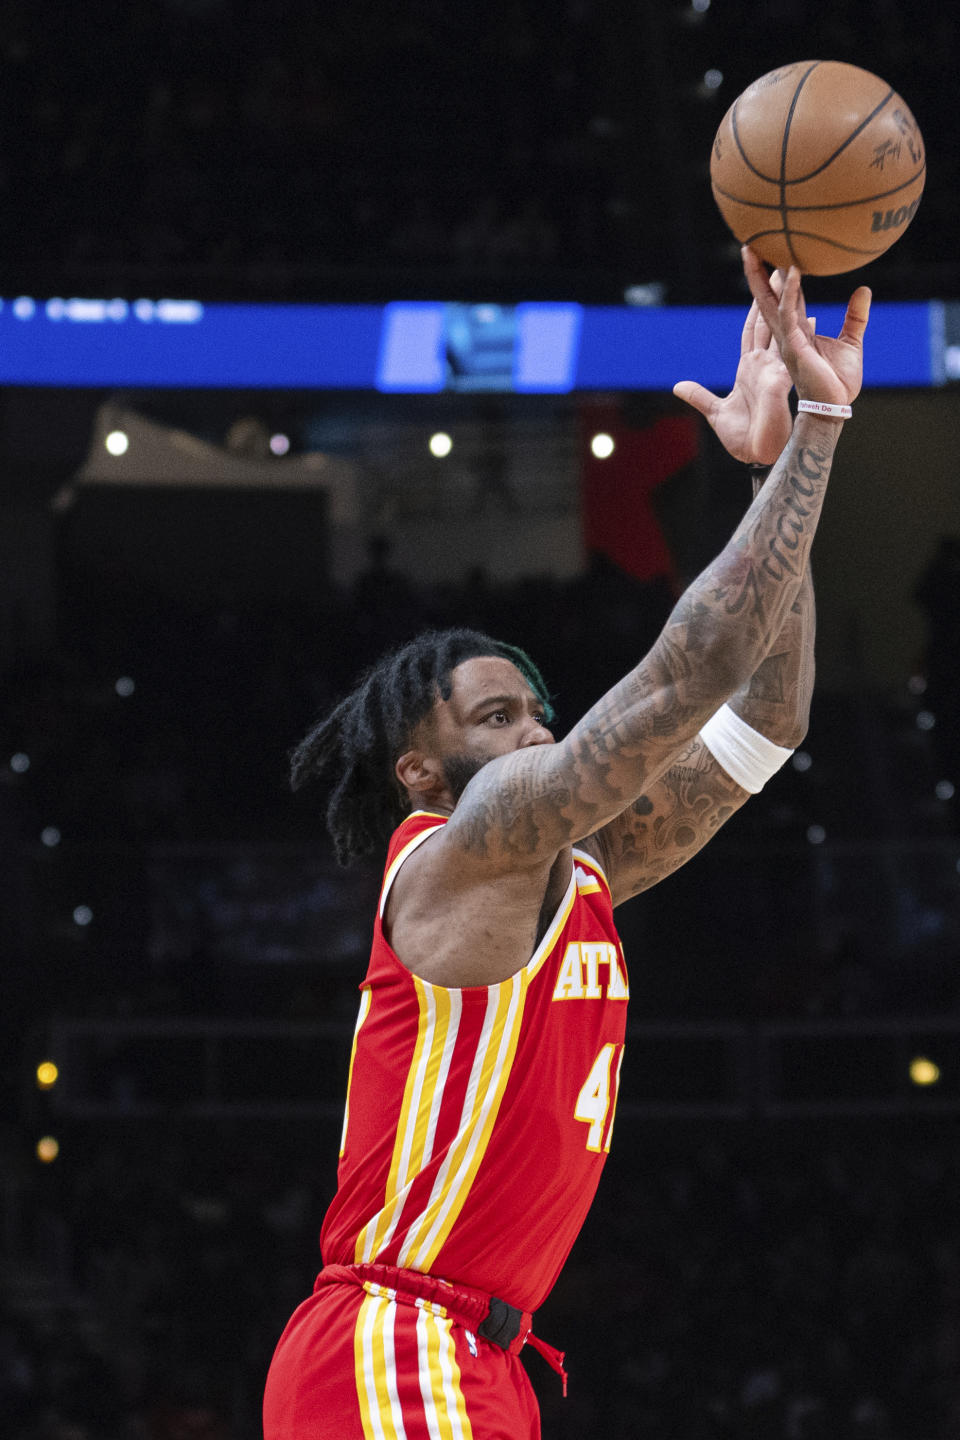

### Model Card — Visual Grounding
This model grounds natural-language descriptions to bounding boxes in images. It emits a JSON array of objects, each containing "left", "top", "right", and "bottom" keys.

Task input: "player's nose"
[{"left": 520, "top": 718, "right": 554, "bottom": 747}]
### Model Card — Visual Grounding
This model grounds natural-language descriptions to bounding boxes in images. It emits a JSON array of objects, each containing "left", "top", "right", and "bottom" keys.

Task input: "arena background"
[{"left": 3, "top": 3, "right": 960, "bottom": 1437}]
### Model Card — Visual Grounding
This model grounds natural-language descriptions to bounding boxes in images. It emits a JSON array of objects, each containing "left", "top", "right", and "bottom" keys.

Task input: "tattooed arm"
[
  {"left": 727, "top": 467, "right": 815, "bottom": 749},
  {"left": 588, "top": 468, "right": 815, "bottom": 906},
  {"left": 580, "top": 276, "right": 819, "bottom": 905},
  {"left": 443, "top": 257, "right": 870, "bottom": 872},
  {"left": 387, "top": 257, "right": 868, "bottom": 987}
]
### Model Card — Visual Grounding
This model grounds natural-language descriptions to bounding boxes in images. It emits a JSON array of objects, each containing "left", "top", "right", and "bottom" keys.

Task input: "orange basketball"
[{"left": 710, "top": 60, "right": 925, "bottom": 275}]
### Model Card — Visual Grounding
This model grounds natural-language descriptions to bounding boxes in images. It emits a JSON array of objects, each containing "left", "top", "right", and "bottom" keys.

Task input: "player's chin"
[{"left": 443, "top": 752, "right": 492, "bottom": 802}]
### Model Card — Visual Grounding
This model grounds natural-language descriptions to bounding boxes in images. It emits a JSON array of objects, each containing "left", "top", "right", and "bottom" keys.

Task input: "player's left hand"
[{"left": 673, "top": 272, "right": 794, "bottom": 466}]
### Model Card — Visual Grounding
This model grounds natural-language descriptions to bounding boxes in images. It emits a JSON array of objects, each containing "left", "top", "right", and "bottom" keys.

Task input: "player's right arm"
[
  {"left": 449, "top": 413, "right": 826, "bottom": 864},
  {"left": 446, "top": 258, "right": 870, "bottom": 870},
  {"left": 586, "top": 465, "right": 816, "bottom": 905}
]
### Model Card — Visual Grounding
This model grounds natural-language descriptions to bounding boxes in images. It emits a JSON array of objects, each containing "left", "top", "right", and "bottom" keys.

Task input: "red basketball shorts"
[{"left": 263, "top": 1268, "right": 542, "bottom": 1440}]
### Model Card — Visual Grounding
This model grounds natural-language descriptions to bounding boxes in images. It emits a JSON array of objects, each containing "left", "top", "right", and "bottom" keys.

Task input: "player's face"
[{"left": 431, "top": 656, "right": 555, "bottom": 800}]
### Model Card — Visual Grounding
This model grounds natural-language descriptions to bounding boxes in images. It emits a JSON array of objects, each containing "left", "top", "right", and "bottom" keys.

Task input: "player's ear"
[{"left": 395, "top": 748, "right": 444, "bottom": 800}]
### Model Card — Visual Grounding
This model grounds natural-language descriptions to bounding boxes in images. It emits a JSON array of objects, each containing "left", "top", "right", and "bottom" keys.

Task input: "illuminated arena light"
[{"left": 909, "top": 1057, "right": 940, "bottom": 1087}]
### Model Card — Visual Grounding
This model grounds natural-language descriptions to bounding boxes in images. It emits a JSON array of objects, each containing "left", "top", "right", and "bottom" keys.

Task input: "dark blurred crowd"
[
  {"left": 3, "top": 1116, "right": 960, "bottom": 1439},
  {"left": 0, "top": 0, "right": 621, "bottom": 285},
  {"left": 0, "top": 0, "right": 953, "bottom": 299}
]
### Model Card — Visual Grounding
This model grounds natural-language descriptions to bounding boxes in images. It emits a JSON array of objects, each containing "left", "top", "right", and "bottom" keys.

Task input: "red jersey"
[{"left": 320, "top": 810, "right": 628, "bottom": 1314}]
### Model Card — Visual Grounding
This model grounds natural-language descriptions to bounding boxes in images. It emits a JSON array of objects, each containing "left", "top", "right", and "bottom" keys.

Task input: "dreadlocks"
[{"left": 289, "top": 628, "right": 555, "bottom": 866}]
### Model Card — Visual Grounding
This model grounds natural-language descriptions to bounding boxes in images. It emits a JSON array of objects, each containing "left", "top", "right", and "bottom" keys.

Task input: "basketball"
[{"left": 710, "top": 60, "right": 926, "bottom": 275}]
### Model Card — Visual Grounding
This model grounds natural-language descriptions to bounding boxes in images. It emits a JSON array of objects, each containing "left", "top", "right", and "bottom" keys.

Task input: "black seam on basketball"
[
  {"left": 741, "top": 226, "right": 892, "bottom": 257},
  {"left": 782, "top": 88, "right": 897, "bottom": 184},
  {"left": 730, "top": 102, "right": 778, "bottom": 184},
  {"left": 780, "top": 63, "right": 821, "bottom": 268},
  {"left": 712, "top": 162, "right": 925, "bottom": 212},
  {"left": 729, "top": 75, "right": 814, "bottom": 186}
]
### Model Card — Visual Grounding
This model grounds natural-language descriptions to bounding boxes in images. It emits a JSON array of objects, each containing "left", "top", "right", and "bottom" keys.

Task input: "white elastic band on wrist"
[
  {"left": 699, "top": 703, "right": 794, "bottom": 794},
  {"left": 797, "top": 398, "right": 852, "bottom": 419}
]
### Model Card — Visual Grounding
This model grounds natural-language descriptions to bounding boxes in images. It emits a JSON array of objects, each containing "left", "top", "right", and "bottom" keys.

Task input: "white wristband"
[
  {"left": 699, "top": 703, "right": 794, "bottom": 794},
  {"left": 797, "top": 398, "right": 852, "bottom": 419}
]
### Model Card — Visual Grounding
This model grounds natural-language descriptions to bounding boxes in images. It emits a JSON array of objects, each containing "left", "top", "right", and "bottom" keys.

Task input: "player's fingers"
[
  {"left": 838, "top": 286, "right": 872, "bottom": 345},
  {"left": 778, "top": 266, "right": 806, "bottom": 339},
  {"left": 789, "top": 277, "right": 820, "bottom": 347},
  {"left": 673, "top": 379, "right": 719, "bottom": 421},
  {"left": 741, "top": 299, "right": 760, "bottom": 355},
  {"left": 759, "top": 270, "right": 785, "bottom": 347},
  {"left": 741, "top": 246, "right": 780, "bottom": 332}
]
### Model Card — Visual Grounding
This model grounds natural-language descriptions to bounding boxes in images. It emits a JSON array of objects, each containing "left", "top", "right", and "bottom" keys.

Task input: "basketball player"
[{"left": 262, "top": 250, "right": 871, "bottom": 1439}]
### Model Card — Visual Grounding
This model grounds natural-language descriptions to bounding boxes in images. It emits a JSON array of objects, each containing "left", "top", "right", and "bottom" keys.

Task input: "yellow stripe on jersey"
[
  {"left": 416, "top": 1306, "right": 474, "bottom": 1440},
  {"left": 398, "top": 969, "right": 528, "bottom": 1272},
  {"left": 386, "top": 980, "right": 434, "bottom": 1198},
  {"left": 355, "top": 979, "right": 462, "bottom": 1265},
  {"left": 377, "top": 1301, "right": 406, "bottom": 1440},
  {"left": 355, "top": 1295, "right": 376, "bottom": 1440},
  {"left": 355, "top": 1293, "right": 406, "bottom": 1440},
  {"left": 406, "top": 985, "right": 461, "bottom": 1188},
  {"left": 340, "top": 987, "right": 373, "bottom": 1158},
  {"left": 526, "top": 867, "right": 578, "bottom": 981}
]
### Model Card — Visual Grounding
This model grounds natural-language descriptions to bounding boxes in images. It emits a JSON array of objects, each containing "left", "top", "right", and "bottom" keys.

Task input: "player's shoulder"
[
  {"left": 390, "top": 808, "right": 449, "bottom": 846},
  {"left": 381, "top": 808, "right": 449, "bottom": 882}
]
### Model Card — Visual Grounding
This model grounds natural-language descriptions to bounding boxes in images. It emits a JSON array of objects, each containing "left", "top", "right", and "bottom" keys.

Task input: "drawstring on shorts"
[{"left": 316, "top": 1261, "right": 568, "bottom": 1396}]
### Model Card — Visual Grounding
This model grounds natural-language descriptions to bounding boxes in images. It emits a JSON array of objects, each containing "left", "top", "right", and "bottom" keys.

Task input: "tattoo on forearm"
[
  {"left": 455, "top": 431, "right": 832, "bottom": 864},
  {"left": 607, "top": 740, "right": 745, "bottom": 896},
  {"left": 734, "top": 531, "right": 816, "bottom": 744},
  {"left": 698, "top": 445, "right": 831, "bottom": 633},
  {"left": 747, "top": 651, "right": 788, "bottom": 704},
  {"left": 457, "top": 761, "right": 578, "bottom": 858}
]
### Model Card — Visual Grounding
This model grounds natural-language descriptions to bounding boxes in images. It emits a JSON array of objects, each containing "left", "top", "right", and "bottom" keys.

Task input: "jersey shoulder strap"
[{"left": 377, "top": 810, "right": 448, "bottom": 919}]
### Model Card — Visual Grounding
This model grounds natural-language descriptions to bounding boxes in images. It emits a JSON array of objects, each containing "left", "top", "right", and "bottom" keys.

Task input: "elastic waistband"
[{"left": 315, "top": 1262, "right": 567, "bottom": 1394}]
